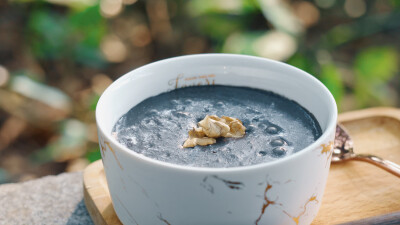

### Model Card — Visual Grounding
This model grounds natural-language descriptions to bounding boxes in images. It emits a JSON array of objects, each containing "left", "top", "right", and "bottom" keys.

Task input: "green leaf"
[
  {"left": 68, "top": 5, "right": 107, "bottom": 66},
  {"left": 27, "top": 9, "right": 69, "bottom": 59},
  {"left": 286, "top": 54, "right": 315, "bottom": 75},
  {"left": 86, "top": 148, "right": 102, "bottom": 163},
  {"left": 26, "top": 4, "right": 107, "bottom": 68},
  {"left": 354, "top": 46, "right": 398, "bottom": 81},
  {"left": 68, "top": 5, "right": 106, "bottom": 47},
  {"left": 390, "top": 0, "right": 400, "bottom": 8},
  {"left": 69, "top": 5, "right": 103, "bottom": 28},
  {"left": 319, "top": 63, "right": 345, "bottom": 106},
  {"left": 354, "top": 79, "right": 393, "bottom": 108},
  {"left": 197, "top": 15, "right": 244, "bottom": 40},
  {"left": 325, "top": 25, "right": 355, "bottom": 47},
  {"left": 89, "top": 94, "right": 101, "bottom": 111},
  {"left": 73, "top": 44, "right": 106, "bottom": 68},
  {"left": 242, "top": 0, "right": 260, "bottom": 13}
]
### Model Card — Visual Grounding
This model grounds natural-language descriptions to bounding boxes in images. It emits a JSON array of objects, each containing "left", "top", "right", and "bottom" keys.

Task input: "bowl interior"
[{"left": 96, "top": 54, "right": 337, "bottom": 163}]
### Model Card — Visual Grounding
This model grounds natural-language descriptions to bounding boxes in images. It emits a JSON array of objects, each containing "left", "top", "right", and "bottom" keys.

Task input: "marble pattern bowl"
[{"left": 96, "top": 54, "right": 337, "bottom": 225}]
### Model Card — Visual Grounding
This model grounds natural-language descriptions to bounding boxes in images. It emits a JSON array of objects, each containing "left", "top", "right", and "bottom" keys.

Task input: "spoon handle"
[{"left": 353, "top": 154, "right": 400, "bottom": 178}]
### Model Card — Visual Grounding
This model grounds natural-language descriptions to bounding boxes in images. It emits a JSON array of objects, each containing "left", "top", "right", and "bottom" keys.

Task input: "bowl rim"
[{"left": 96, "top": 53, "right": 338, "bottom": 173}]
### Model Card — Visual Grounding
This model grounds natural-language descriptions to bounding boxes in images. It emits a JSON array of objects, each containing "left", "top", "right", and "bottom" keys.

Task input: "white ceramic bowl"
[{"left": 96, "top": 54, "right": 337, "bottom": 225}]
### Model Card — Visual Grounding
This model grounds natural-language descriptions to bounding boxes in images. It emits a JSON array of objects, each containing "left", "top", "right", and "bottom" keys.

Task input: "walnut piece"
[
  {"left": 183, "top": 127, "right": 216, "bottom": 148},
  {"left": 221, "top": 116, "right": 246, "bottom": 138},
  {"left": 183, "top": 115, "right": 246, "bottom": 148},
  {"left": 198, "top": 115, "right": 230, "bottom": 138}
]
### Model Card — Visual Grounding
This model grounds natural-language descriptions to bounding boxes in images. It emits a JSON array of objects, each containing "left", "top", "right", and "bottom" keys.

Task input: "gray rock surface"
[{"left": 0, "top": 172, "right": 94, "bottom": 225}]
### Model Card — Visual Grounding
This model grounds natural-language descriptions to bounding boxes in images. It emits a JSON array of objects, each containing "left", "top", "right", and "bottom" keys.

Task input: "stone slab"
[{"left": 0, "top": 172, "right": 93, "bottom": 225}]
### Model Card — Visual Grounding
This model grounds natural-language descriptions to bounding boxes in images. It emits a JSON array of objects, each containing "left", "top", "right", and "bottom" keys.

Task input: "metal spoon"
[{"left": 332, "top": 124, "right": 400, "bottom": 178}]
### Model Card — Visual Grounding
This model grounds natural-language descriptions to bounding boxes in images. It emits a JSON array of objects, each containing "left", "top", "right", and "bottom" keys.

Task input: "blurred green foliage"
[
  {"left": 86, "top": 147, "right": 102, "bottom": 163},
  {"left": 28, "top": 4, "right": 106, "bottom": 67},
  {"left": 320, "top": 63, "right": 345, "bottom": 104},
  {"left": 354, "top": 46, "right": 399, "bottom": 107},
  {"left": 0, "top": 0, "right": 399, "bottom": 182}
]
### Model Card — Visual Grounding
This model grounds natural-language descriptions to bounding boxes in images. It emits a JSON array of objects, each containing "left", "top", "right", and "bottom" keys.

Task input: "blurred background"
[{"left": 0, "top": 0, "right": 399, "bottom": 183}]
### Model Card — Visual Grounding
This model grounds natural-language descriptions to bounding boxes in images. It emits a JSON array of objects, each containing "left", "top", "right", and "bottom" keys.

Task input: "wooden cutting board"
[
  {"left": 83, "top": 107, "right": 400, "bottom": 225},
  {"left": 313, "top": 107, "right": 400, "bottom": 224}
]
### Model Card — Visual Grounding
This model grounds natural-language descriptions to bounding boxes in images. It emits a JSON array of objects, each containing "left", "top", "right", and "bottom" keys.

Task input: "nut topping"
[
  {"left": 183, "top": 127, "right": 216, "bottom": 148},
  {"left": 183, "top": 115, "right": 246, "bottom": 148}
]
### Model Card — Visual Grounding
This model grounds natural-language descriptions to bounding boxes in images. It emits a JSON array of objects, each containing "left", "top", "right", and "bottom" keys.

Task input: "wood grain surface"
[
  {"left": 312, "top": 107, "right": 400, "bottom": 224},
  {"left": 83, "top": 160, "right": 122, "bottom": 225},
  {"left": 83, "top": 107, "right": 400, "bottom": 225}
]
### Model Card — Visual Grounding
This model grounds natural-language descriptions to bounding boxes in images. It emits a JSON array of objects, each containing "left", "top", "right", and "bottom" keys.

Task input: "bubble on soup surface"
[
  {"left": 272, "top": 146, "right": 287, "bottom": 157},
  {"left": 216, "top": 101, "right": 225, "bottom": 107},
  {"left": 270, "top": 138, "right": 286, "bottom": 146},
  {"left": 265, "top": 126, "right": 279, "bottom": 134},
  {"left": 258, "top": 151, "right": 267, "bottom": 156}
]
